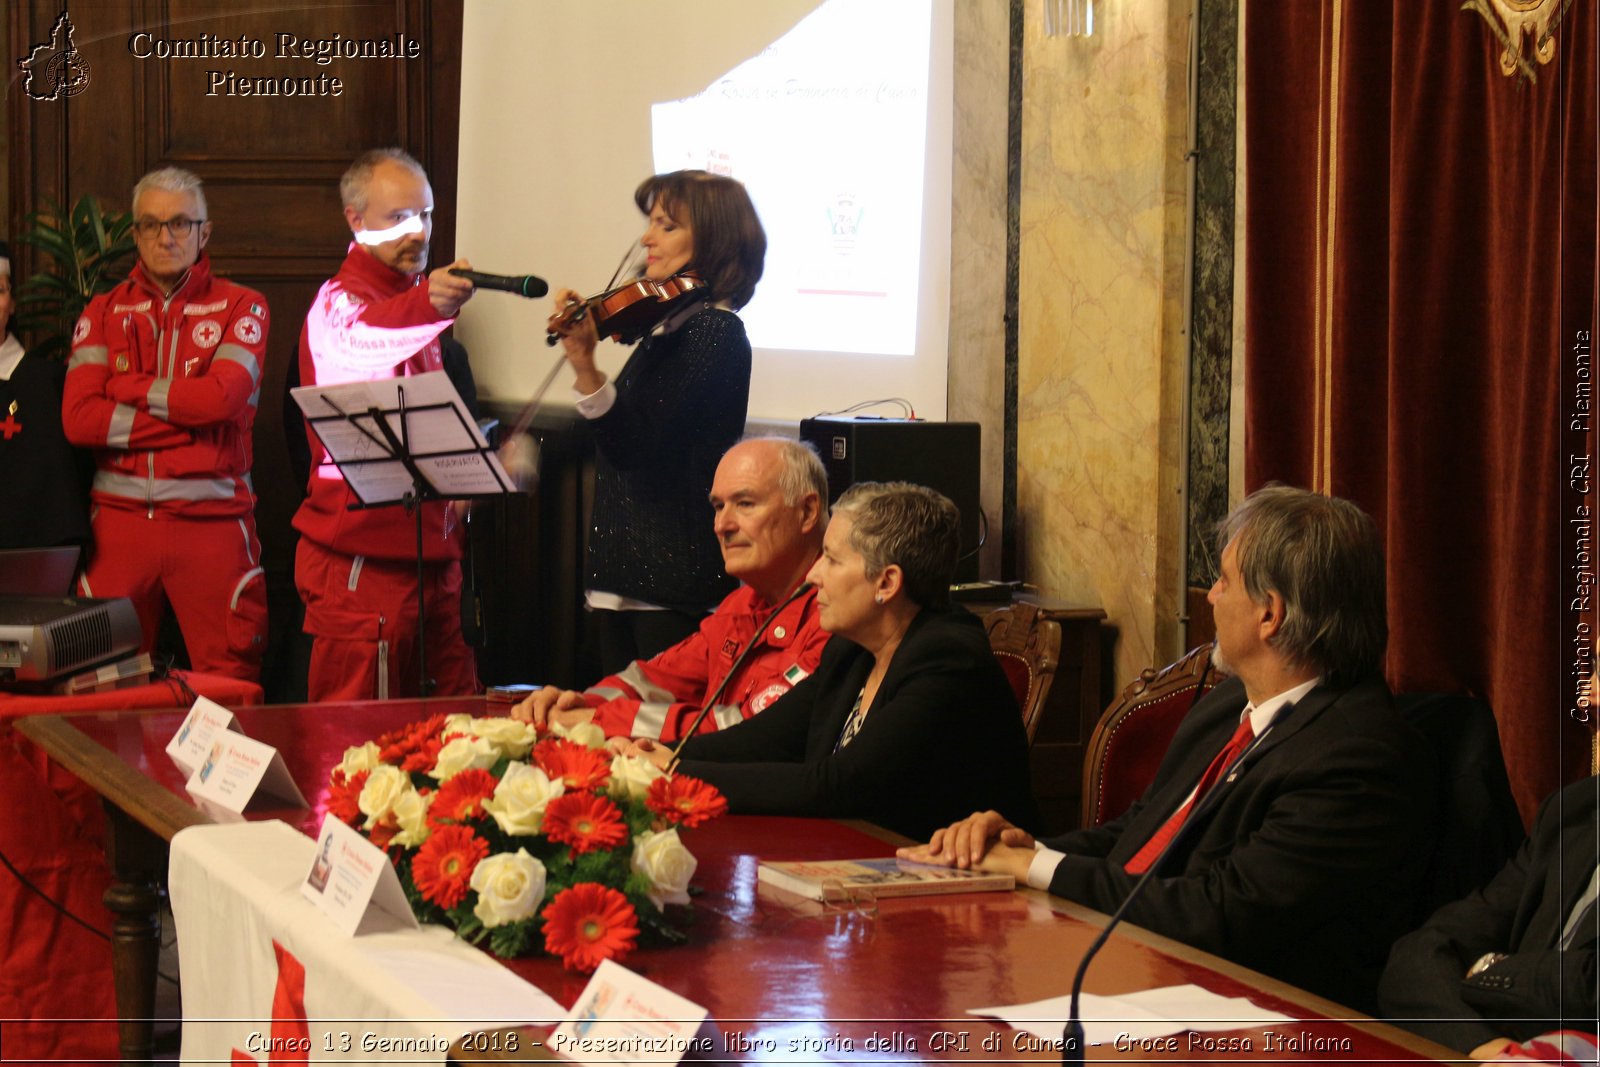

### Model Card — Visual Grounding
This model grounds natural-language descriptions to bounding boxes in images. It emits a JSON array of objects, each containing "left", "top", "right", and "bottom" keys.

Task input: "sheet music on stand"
[
  {"left": 290, "top": 370, "right": 515, "bottom": 698},
  {"left": 291, "top": 371, "right": 515, "bottom": 505}
]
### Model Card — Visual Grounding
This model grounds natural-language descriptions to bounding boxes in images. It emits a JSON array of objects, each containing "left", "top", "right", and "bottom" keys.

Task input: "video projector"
[{"left": 0, "top": 596, "right": 142, "bottom": 683}]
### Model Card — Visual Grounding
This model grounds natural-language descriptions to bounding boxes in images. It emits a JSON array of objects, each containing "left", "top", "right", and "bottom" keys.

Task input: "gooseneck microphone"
[
  {"left": 1060, "top": 681, "right": 1281, "bottom": 1066},
  {"left": 448, "top": 268, "right": 549, "bottom": 299},
  {"left": 665, "top": 582, "right": 816, "bottom": 773}
]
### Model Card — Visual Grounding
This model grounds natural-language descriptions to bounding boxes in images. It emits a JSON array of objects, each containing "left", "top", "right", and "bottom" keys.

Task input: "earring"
[{"left": 874, "top": 594, "right": 885, "bottom": 604}]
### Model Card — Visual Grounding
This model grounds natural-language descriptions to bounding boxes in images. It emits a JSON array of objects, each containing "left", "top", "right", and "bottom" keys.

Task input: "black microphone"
[
  {"left": 448, "top": 268, "right": 549, "bottom": 299},
  {"left": 665, "top": 582, "right": 815, "bottom": 773},
  {"left": 1059, "top": 682, "right": 1281, "bottom": 1066}
]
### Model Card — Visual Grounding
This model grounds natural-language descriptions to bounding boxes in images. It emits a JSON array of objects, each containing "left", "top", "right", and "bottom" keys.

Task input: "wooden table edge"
[
  {"left": 16, "top": 711, "right": 208, "bottom": 840},
  {"left": 447, "top": 821, "right": 1462, "bottom": 1064},
  {"left": 1015, "top": 886, "right": 1464, "bottom": 1061}
]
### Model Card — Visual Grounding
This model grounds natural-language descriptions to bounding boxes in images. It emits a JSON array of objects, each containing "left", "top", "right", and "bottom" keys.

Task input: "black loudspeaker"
[{"left": 798, "top": 417, "right": 982, "bottom": 583}]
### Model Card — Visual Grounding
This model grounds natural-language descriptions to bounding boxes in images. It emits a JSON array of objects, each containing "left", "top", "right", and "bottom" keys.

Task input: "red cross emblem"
[{"left": 0, "top": 413, "right": 19, "bottom": 440}]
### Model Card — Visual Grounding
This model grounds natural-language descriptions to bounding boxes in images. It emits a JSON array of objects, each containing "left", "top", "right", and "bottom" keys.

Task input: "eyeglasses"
[{"left": 133, "top": 217, "right": 205, "bottom": 240}]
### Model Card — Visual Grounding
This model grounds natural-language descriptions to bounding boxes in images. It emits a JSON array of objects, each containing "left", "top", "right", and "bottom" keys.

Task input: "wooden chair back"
[
  {"left": 1081, "top": 644, "right": 1224, "bottom": 827},
  {"left": 983, "top": 602, "right": 1062, "bottom": 743}
]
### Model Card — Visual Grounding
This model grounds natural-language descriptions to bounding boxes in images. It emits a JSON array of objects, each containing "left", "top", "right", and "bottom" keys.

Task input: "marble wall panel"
[
  {"left": 1016, "top": 0, "right": 1192, "bottom": 686},
  {"left": 950, "top": 0, "right": 1013, "bottom": 579}
]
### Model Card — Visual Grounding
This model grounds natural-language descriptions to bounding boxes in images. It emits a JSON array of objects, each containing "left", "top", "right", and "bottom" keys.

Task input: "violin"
[{"left": 545, "top": 271, "right": 707, "bottom": 347}]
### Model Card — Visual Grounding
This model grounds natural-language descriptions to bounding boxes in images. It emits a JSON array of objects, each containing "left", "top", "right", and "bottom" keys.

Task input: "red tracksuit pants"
[
  {"left": 78, "top": 507, "right": 268, "bottom": 682},
  {"left": 294, "top": 538, "right": 478, "bottom": 702}
]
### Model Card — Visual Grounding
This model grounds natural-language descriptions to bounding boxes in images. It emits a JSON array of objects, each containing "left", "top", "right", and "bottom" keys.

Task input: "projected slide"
[{"left": 651, "top": 0, "right": 932, "bottom": 357}]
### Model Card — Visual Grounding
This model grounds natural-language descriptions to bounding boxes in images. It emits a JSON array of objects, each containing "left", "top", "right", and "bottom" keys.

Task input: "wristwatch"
[{"left": 1466, "top": 951, "right": 1509, "bottom": 978}]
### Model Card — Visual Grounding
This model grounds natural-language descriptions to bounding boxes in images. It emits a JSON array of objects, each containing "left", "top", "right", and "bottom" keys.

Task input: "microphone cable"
[
  {"left": 1061, "top": 670, "right": 1286, "bottom": 1065},
  {"left": 665, "top": 582, "right": 814, "bottom": 774},
  {"left": 0, "top": 845, "right": 180, "bottom": 985}
]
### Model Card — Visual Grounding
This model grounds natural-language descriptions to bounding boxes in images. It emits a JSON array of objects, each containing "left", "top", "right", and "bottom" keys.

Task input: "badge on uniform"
[
  {"left": 0, "top": 400, "right": 21, "bottom": 441},
  {"left": 114, "top": 354, "right": 129, "bottom": 372},
  {"left": 751, "top": 683, "right": 789, "bottom": 713},
  {"left": 192, "top": 319, "right": 222, "bottom": 349}
]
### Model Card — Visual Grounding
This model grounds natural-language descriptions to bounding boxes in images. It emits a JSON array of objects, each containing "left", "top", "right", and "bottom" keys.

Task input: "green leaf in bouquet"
[
  {"left": 453, "top": 910, "right": 486, "bottom": 944},
  {"left": 623, "top": 871, "right": 653, "bottom": 899},
  {"left": 570, "top": 848, "right": 626, "bottom": 887},
  {"left": 487, "top": 920, "right": 537, "bottom": 959}
]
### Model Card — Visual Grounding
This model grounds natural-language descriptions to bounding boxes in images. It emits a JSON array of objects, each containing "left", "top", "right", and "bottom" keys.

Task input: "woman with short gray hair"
[{"left": 627, "top": 482, "right": 1038, "bottom": 841}]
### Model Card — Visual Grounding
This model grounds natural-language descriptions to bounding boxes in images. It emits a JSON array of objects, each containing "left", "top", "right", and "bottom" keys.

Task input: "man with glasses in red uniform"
[
  {"left": 63, "top": 166, "right": 269, "bottom": 681},
  {"left": 292, "top": 147, "right": 479, "bottom": 701}
]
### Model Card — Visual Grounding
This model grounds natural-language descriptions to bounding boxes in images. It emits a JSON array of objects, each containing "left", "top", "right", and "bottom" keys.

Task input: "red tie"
[{"left": 1124, "top": 716, "right": 1255, "bottom": 874}]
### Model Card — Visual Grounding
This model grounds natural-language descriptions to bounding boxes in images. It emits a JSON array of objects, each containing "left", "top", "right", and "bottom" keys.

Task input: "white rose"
[
  {"left": 469, "top": 716, "right": 538, "bottom": 759},
  {"left": 336, "top": 741, "right": 381, "bottom": 777},
  {"left": 631, "top": 828, "right": 696, "bottom": 908},
  {"left": 357, "top": 765, "right": 412, "bottom": 828},
  {"left": 431, "top": 735, "right": 499, "bottom": 781},
  {"left": 391, "top": 790, "right": 433, "bottom": 848},
  {"left": 554, "top": 720, "right": 608, "bottom": 751},
  {"left": 470, "top": 849, "right": 547, "bottom": 928},
  {"left": 609, "top": 752, "right": 665, "bottom": 802},
  {"left": 481, "top": 761, "right": 564, "bottom": 836}
]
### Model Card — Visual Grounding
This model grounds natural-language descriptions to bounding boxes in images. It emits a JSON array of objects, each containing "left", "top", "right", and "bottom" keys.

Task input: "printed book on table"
[{"left": 756, "top": 856, "right": 1014, "bottom": 900}]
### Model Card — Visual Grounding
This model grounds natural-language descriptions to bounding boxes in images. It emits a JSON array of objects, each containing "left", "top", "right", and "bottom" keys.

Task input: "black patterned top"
[{"left": 585, "top": 306, "right": 751, "bottom": 612}]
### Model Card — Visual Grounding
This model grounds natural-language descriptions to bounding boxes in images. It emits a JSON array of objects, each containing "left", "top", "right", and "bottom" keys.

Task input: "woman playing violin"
[{"left": 550, "top": 170, "right": 766, "bottom": 673}]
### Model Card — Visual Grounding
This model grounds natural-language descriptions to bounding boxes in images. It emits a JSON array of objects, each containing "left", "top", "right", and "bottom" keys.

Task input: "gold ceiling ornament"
[{"left": 1462, "top": 0, "right": 1575, "bottom": 84}]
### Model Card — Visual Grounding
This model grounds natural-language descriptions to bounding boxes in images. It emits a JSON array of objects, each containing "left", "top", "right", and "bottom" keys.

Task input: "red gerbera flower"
[
  {"left": 411, "top": 825, "right": 488, "bottom": 908},
  {"left": 541, "top": 883, "right": 638, "bottom": 972},
  {"left": 399, "top": 737, "right": 444, "bottom": 774},
  {"left": 542, "top": 793, "right": 628, "bottom": 854},
  {"left": 533, "top": 739, "right": 611, "bottom": 792},
  {"left": 327, "top": 768, "right": 369, "bottom": 826},
  {"left": 379, "top": 714, "right": 448, "bottom": 762},
  {"left": 429, "top": 768, "right": 498, "bottom": 827},
  {"left": 646, "top": 774, "right": 728, "bottom": 828}
]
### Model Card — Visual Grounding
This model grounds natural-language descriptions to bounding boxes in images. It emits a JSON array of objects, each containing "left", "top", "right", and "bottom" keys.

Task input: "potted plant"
[{"left": 15, "top": 194, "right": 135, "bottom": 361}]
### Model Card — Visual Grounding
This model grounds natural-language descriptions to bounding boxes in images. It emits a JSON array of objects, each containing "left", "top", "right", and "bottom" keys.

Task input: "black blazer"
[
  {"left": 1042, "top": 674, "right": 1435, "bottom": 1013},
  {"left": 1379, "top": 775, "right": 1599, "bottom": 1052},
  {"left": 676, "top": 607, "right": 1039, "bottom": 841}
]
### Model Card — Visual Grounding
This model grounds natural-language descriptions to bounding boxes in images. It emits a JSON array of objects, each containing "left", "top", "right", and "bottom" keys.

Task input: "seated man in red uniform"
[
  {"left": 293, "top": 147, "right": 478, "bottom": 701},
  {"left": 63, "top": 167, "right": 269, "bottom": 680},
  {"left": 514, "top": 436, "right": 828, "bottom": 742}
]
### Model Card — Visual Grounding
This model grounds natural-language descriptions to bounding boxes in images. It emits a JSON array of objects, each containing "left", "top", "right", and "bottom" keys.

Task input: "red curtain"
[{"left": 1244, "top": 0, "right": 1597, "bottom": 821}]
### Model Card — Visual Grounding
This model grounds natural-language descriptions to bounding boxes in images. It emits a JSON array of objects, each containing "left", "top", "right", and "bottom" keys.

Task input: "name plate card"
[
  {"left": 183, "top": 730, "right": 307, "bottom": 813},
  {"left": 166, "top": 696, "right": 240, "bottom": 777},
  {"left": 548, "top": 959, "right": 718, "bottom": 1065},
  {"left": 299, "top": 814, "right": 418, "bottom": 936}
]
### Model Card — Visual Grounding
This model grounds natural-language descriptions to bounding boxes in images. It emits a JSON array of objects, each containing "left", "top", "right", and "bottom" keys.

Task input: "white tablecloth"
[{"left": 170, "top": 820, "right": 562, "bottom": 1065}]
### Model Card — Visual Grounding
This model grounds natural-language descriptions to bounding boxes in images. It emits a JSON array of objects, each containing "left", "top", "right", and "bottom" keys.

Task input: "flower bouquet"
[{"left": 325, "top": 712, "right": 726, "bottom": 972}]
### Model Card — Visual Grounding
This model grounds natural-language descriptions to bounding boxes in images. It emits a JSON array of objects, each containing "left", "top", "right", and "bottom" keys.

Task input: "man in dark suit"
[
  {"left": 902, "top": 485, "right": 1435, "bottom": 1011},
  {"left": 1379, "top": 775, "right": 1598, "bottom": 1058}
]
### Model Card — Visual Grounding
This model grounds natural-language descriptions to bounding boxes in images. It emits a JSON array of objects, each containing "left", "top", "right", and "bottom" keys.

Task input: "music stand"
[{"left": 291, "top": 371, "right": 516, "bottom": 696}]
